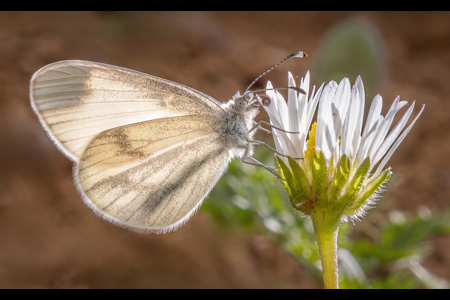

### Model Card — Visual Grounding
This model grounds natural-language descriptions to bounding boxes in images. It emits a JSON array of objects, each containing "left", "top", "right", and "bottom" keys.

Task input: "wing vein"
[
  {"left": 123, "top": 136, "right": 222, "bottom": 223},
  {"left": 49, "top": 109, "right": 176, "bottom": 126}
]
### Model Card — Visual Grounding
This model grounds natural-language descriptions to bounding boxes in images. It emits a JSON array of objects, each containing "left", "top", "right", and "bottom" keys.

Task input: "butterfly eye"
[
  {"left": 243, "top": 93, "right": 253, "bottom": 102},
  {"left": 235, "top": 98, "right": 247, "bottom": 111},
  {"left": 261, "top": 96, "right": 271, "bottom": 106}
]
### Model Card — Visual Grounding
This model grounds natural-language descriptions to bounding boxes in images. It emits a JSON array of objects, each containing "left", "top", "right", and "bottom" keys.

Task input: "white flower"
[{"left": 259, "top": 71, "right": 424, "bottom": 221}]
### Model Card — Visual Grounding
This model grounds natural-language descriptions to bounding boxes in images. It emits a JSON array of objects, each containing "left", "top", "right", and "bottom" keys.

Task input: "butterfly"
[{"left": 29, "top": 52, "right": 306, "bottom": 233}]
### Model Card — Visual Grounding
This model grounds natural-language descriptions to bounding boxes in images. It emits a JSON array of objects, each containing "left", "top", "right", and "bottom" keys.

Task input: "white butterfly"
[{"left": 30, "top": 53, "right": 306, "bottom": 233}]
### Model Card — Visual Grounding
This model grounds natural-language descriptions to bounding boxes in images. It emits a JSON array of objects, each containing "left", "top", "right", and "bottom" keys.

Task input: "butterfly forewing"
[
  {"left": 75, "top": 115, "right": 230, "bottom": 232},
  {"left": 30, "top": 60, "right": 222, "bottom": 161}
]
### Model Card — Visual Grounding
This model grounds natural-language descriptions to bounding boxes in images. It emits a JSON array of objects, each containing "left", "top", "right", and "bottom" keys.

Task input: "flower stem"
[{"left": 311, "top": 209, "right": 340, "bottom": 289}]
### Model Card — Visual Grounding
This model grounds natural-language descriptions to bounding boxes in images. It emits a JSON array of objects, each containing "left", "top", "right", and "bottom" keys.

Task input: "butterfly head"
[{"left": 230, "top": 90, "right": 260, "bottom": 116}]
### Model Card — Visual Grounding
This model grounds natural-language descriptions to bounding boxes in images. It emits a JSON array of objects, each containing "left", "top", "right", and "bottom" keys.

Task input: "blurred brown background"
[{"left": 0, "top": 11, "right": 449, "bottom": 288}]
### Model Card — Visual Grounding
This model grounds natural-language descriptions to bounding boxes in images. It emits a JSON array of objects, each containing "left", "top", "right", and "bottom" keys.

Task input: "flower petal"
[
  {"left": 357, "top": 94, "right": 383, "bottom": 166},
  {"left": 332, "top": 78, "right": 352, "bottom": 140},
  {"left": 371, "top": 101, "right": 416, "bottom": 169},
  {"left": 367, "top": 96, "right": 407, "bottom": 164},
  {"left": 341, "top": 86, "right": 361, "bottom": 160},
  {"left": 265, "top": 81, "right": 288, "bottom": 129},
  {"left": 373, "top": 104, "right": 425, "bottom": 176},
  {"left": 316, "top": 81, "right": 338, "bottom": 161},
  {"left": 352, "top": 76, "right": 365, "bottom": 161},
  {"left": 305, "top": 83, "right": 324, "bottom": 137},
  {"left": 287, "top": 72, "right": 302, "bottom": 154},
  {"left": 297, "top": 72, "right": 310, "bottom": 155},
  {"left": 260, "top": 81, "right": 279, "bottom": 119}
]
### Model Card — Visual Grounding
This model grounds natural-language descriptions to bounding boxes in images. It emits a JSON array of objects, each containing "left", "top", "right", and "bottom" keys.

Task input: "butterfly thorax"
[{"left": 219, "top": 93, "right": 259, "bottom": 157}]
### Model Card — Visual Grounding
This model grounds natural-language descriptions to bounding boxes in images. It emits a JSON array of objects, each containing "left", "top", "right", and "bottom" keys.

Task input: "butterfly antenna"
[
  {"left": 250, "top": 86, "right": 307, "bottom": 95},
  {"left": 244, "top": 51, "right": 308, "bottom": 94}
]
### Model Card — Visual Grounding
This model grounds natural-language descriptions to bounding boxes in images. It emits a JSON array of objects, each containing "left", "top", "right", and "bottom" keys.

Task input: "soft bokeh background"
[{"left": 0, "top": 11, "right": 449, "bottom": 288}]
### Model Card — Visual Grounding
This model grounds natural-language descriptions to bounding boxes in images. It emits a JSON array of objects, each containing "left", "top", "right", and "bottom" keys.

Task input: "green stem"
[{"left": 311, "top": 209, "right": 340, "bottom": 289}]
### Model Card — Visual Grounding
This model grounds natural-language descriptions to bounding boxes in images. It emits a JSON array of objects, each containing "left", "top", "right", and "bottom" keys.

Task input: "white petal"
[
  {"left": 361, "top": 94, "right": 383, "bottom": 138},
  {"left": 287, "top": 72, "right": 301, "bottom": 153},
  {"left": 306, "top": 83, "right": 324, "bottom": 132},
  {"left": 341, "top": 86, "right": 360, "bottom": 160},
  {"left": 357, "top": 94, "right": 383, "bottom": 166},
  {"left": 329, "top": 78, "right": 351, "bottom": 161},
  {"left": 265, "top": 81, "right": 292, "bottom": 132},
  {"left": 287, "top": 72, "right": 298, "bottom": 119},
  {"left": 373, "top": 104, "right": 425, "bottom": 176},
  {"left": 297, "top": 75, "right": 310, "bottom": 155},
  {"left": 356, "top": 76, "right": 365, "bottom": 107},
  {"left": 260, "top": 81, "right": 279, "bottom": 121},
  {"left": 367, "top": 96, "right": 406, "bottom": 164},
  {"left": 300, "top": 71, "right": 311, "bottom": 96},
  {"left": 316, "top": 81, "right": 337, "bottom": 160},
  {"left": 257, "top": 93, "right": 291, "bottom": 155},
  {"left": 273, "top": 92, "right": 290, "bottom": 130},
  {"left": 270, "top": 114, "right": 298, "bottom": 158},
  {"left": 332, "top": 78, "right": 351, "bottom": 140},
  {"left": 272, "top": 129, "right": 297, "bottom": 164},
  {"left": 261, "top": 84, "right": 299, "bottom": 158},
  {"left": 371, "top": 101, "right": 416, "bottom": 168},
  {"left": 352, "top": 76, "right": 365, "bottom": 159},
  {"left": 272, "top": 129, "right": 287, "bottom": 158}
]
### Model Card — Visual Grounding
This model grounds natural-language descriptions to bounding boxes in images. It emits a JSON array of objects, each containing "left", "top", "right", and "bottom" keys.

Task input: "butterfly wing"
[
  {"left": 30, "top": 60, "right": 222, "bottom": 161},
  {"left": 75, "top": 115, "right": 231, "bottom": 233}
]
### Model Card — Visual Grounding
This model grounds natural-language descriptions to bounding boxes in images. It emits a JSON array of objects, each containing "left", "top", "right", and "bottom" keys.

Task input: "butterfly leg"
[
  {"left": 241, "top": 146, "right": 283, "bottom": 180},
  {"left": 248, "top": 139, "right": 303, "bottom": 160},
  {"left": 247, "top": 120, "right": 301, "bottom": 136}
]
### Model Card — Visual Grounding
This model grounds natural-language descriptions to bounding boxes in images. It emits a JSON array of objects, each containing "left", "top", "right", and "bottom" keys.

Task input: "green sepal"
[
  {"left": 275, "top": 156, "right": 304, "bottom": 208},
  {"left": 343, "top": 168, "right": 391, "bottom": 217},
  {"left": 312, "top": 151, "right": 329, "bottom": 206},
  {"left": 336, "top": 156, "right": 370, "bottom": 212},
  {"left": 274, "top": 155, "right": 286, "bottom": 180},
  {"left": 288, "top": 156, "right": 312, "bottom": 200},
  {"left": 328, "top": 155, "right": 350, "bottom": 203}
]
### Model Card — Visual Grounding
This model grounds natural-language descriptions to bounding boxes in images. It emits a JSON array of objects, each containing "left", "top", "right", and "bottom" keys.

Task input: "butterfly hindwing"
[{"left": 75, "top": 115, "right": 231, "bottom": 232}]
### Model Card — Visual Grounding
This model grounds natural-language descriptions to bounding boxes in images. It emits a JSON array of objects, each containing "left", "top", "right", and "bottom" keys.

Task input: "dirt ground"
[{"left": 0, "top": 11, "right": 449, "bottom": 288}]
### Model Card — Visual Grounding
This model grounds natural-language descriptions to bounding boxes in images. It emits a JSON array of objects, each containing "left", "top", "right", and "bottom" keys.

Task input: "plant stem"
[{"left": 311, "top": 209, "right": 340, "bottom": 289}]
